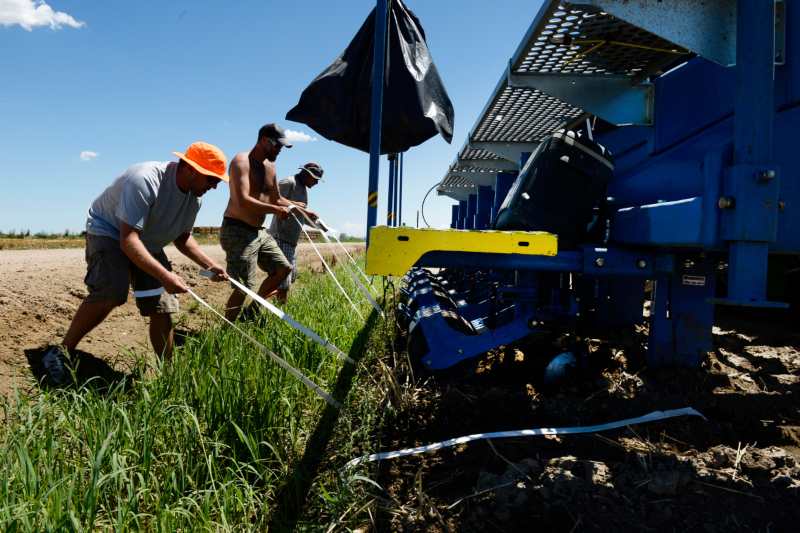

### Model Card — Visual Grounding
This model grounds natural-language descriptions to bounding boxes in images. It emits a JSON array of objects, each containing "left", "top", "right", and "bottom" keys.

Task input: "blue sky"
[{"left": 0, "top": 0, "right": 543, "bottom": 236}]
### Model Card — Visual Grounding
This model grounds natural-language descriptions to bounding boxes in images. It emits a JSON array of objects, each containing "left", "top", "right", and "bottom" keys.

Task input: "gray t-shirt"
[
  {"left": 86, "top": 161, "right": 201, "bottom": 251},
  {"left": 269, "top": 176, "right": 308, "bottom": 245}
]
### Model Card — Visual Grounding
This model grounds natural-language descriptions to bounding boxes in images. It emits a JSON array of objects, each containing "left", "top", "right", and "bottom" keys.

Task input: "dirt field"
[
  {"left": 375, "top": 308, "right": 800, "bottom": 531},
  {"left": 0, "top": 243, "right": 363, "bottom": 397}
]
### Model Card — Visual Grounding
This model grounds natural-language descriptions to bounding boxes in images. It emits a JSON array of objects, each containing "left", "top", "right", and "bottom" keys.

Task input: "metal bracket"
[{"left": 507, "top": 66, "right": 653, "bottom": 125}]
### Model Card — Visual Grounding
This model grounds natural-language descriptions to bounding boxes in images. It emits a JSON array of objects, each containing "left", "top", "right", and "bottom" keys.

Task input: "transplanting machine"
[{"left": 364, "top": 1, "right": 799, "bottom": 371}]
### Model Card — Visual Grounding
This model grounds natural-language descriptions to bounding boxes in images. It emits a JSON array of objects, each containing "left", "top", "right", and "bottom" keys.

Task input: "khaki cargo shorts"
[
  {"left": 220, "top": 217, "right": 291, "bottom": 290},
  {"left": 84, "top": 234, "right": 179, "bottom": 316},
  {"left": 275, "top": 238, "right": 298, "bottom": 291}
]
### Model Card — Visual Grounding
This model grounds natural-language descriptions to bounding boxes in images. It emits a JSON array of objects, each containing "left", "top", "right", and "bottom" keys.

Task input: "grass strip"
[
  {"left": 291, "top": 294, "right": 407, "bottom": 530},
  {"left": 0, "top": 261, "right": 371, "bottom": 530},
  {"left": 268, "top": 307, "right": 381, "bottom": 531}
]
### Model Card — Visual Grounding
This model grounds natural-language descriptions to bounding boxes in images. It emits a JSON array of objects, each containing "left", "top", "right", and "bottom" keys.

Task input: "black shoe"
[
  {"left": 41, "top": 346, "right": 69, "bottom": 386},
  {"left": 238, "top": 303, "right": 262, "bottom": 322}
]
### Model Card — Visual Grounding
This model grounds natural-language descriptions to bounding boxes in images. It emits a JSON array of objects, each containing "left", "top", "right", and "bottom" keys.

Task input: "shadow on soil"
[
  {"left": 25, "top": 345, "right": 132, "bottom": 393},
  {"left": 268, "top": 309, "right": 380, "bottom": 532}
]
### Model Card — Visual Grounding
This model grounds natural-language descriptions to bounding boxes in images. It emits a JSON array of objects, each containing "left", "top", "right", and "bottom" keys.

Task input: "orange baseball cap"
[{"left": 173, "top": 142, "right": 229, "bottom": 182}]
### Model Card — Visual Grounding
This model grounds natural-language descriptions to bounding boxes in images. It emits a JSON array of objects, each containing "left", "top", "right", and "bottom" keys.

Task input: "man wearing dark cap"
[
  {"left": 221, "top": 123, "right": 317, "bottom": 320},
  {"left": 269, "top": 162, "right": 323, "bottom": 303}
]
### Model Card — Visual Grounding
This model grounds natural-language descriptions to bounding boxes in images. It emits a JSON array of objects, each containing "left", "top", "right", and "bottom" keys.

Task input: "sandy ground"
[{"left": 0, "top": 242, "right": 363, "bottom": 397}]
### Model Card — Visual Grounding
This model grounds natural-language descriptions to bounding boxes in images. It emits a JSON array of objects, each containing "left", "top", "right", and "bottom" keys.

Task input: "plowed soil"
[
  {"left": 0, "top": 242, "right": 363, "bottom": 397},
  {"left": 376, "top": 309, "right": 800, "bottom": 531}
]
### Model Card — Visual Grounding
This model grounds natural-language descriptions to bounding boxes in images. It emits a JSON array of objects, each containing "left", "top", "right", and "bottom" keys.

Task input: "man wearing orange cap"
[
  {"left": 221, "top": 123, "right": 317, "bottom": 321},
  {"left": 41, "top": 142, "right": 229, "bottom": 386}
]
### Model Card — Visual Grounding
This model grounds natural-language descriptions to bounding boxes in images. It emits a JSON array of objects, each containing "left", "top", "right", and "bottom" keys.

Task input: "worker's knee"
[{"left": 149, "top": 312, "right": 172, "bottom": 330}]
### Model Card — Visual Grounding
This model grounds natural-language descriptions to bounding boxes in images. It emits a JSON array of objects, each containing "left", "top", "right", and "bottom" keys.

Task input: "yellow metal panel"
[{"left": 366, "top": 226, "right": 558, "bottom": 276}]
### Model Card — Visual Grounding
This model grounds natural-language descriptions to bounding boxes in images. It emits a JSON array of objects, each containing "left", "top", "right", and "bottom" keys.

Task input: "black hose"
[{"left": 420, "top": 182, "right": 439, "bottom": 228}]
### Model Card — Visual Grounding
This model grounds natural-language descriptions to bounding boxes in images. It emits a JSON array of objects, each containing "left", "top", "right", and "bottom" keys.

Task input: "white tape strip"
[
  {"left": 292, "top": 213, "right": 364, "bottom": 320},
  {"left": 133, "top": 287, "right": 165, "bottom": 298},
  {"left": 297, "top": 212, "right": 383, "bottom": 317},
  {"left": 186, "top": 288, "right": 341, "bottom": 409},
  {"left": 201, "top": 270, "right": 353, "bottom": 365},
  {"left": 319, "top": 218, "right": 379, "bottom": 296},
  {"left": 344, "top": 407, "right": 706, "bottom": 469}
]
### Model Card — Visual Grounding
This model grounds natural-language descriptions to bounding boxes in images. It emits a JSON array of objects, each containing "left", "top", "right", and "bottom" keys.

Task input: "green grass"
[{"left": 0, "top": 261, "right": 377, "bottom": 530}]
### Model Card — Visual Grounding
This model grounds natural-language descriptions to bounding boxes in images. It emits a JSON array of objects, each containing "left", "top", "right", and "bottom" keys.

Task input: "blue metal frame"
[
  {"left": 398, "top": 152, "right": 404, "bottom": 226},
  {"left": 723, "top": 0, "right": 779, "bottom": 305},
  {"left": 386, "top": 154, "right": 396, "bottom": 226},
  {"left": 476, "top": 185, "right": 493, "bottom": 229},
  {"left": 384, "top": 1, "right": 800, "bottom": 371},
  {"left": 366, "top": 0, "right": 389, "bottom": 245}
]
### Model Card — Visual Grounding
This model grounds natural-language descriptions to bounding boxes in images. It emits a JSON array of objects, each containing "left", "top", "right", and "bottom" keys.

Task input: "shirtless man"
[{"left": 220, "top": 123, "right": 316, "bottom": 320}]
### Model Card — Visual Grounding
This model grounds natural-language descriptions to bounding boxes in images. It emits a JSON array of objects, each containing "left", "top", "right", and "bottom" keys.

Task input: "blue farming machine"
[{"left": 364, "top": 1, "right": 800, "bottom": 371}]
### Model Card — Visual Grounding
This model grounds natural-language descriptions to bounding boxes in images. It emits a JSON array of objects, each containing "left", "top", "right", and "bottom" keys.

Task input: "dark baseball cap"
[
  {"left": 299, "top": 162, "right": 324, "bottom": 180},
  {"left": 259, "top": 123, "right": 293, "bottom": 148}
]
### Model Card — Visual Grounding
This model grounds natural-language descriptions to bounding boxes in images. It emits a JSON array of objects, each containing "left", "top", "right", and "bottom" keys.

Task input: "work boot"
[
  {"left": 41, "top": 345, "right": 69, "bottom": 387},
  {"left": 238, "top": 303, "right": 262, "bottom": 323}
]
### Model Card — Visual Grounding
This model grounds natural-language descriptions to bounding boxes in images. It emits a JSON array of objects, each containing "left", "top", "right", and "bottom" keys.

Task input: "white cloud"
[
  {"left": 0, "top": 0, "right": 85, "bottom": 31},
  {"left": 80, "top": 150, "right": 98, "bottom": 161},
  {"left": 284, "top": 129, "right": 318, "bottom": 143}
]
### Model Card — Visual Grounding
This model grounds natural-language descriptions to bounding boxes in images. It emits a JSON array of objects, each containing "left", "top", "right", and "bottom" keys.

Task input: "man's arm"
[
  {"left": 264, "top": 163, "right": 295, "bottom": 209},
  {"left": 230, "top": 157, "right": 289, "bottom": 218},
  {"left": 173, "top": 232, "right": 227, "bottom": 281},
  {"left": 119, "top": 223, "right": 188, "bottom": 294},
  {"left": 272, "top": 176, "right": 318, "bottom": 220}
]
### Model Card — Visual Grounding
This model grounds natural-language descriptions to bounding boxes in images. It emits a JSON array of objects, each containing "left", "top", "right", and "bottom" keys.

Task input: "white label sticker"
[{"left": 682, "top": 275, "right": 706, "bottom": 287}]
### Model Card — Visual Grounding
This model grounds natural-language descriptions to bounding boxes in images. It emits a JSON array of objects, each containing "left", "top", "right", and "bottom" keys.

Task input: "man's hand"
[
  {"left": 316, "top": 219, "right": 330, "bottom": 232},
  {"left": 161, "top": 271, "right": 189, "bottom": 294},
  {"left": 275, "top": 206, "right": 291, "bottom": 220},
  {"left": 206, "top": 264, "right": 229, "bottom": 282},
  {"left": 303, "top": 208, "right": 319, "bottom": 222}
]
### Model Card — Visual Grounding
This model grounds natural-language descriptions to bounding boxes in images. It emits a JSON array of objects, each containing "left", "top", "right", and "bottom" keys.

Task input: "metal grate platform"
[
  {"left": 437, "top": 0, "right": 693, "bottom": 200},
  {"left": 472, "top": 85, "right": 585, "bottom": 143},
  {"left": 513, "top": 2, "right": 690, "bottom": 78},
  {"left": 437, "top": 173, "right": 476, "bottom": 200},
  {"left": 459, "top": 147, "right": 506, "bottom": 162}
]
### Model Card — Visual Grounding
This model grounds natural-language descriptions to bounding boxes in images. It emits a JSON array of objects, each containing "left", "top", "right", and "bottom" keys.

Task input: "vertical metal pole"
[
  {"left": 465, "top": 194, "right": 478, "bottom": 230},
  {"left": 366, "top": 0, "right": 390, "bottom": 245},
  {"left": 724, "top": 0, "right": 777, "bottom": 303},
  {"left": 458, "top": 200, "right": 468, "bottom": 229},
  {"left": 476, "top": 185, "right": 494, "bottom": 229},
  {"left": 398, "top": 152, "right": 404, "bottom": 226},
  {"left": 386, "top": 155, "right": 396, "bottom": 226},
  {"left": 392, "top": 154, "right": 400, "bottom": 226}
]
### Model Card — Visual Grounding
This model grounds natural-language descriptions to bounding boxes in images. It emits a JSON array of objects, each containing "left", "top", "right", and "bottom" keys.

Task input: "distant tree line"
[{"left": 0, "top": 230, "right": 85, "bottom": 239}]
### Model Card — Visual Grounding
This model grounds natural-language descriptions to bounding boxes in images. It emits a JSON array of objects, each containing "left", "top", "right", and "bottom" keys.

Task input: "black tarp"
[{"left": 285, "top": 0, "right": 454, "bottom": 154}]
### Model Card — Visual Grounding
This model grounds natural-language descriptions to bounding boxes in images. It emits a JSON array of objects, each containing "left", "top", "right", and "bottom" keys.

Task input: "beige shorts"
[
  {"left": 220, "top": 217, "right": 291, "bottom": 290},
  {"left": 84, "top": 234, "right": 179, "bottom": 316}
]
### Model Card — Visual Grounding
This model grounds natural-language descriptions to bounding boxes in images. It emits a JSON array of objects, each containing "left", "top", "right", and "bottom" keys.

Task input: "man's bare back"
[{"left": 223, "top": 151, "right": 281, "bottom": 228}]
